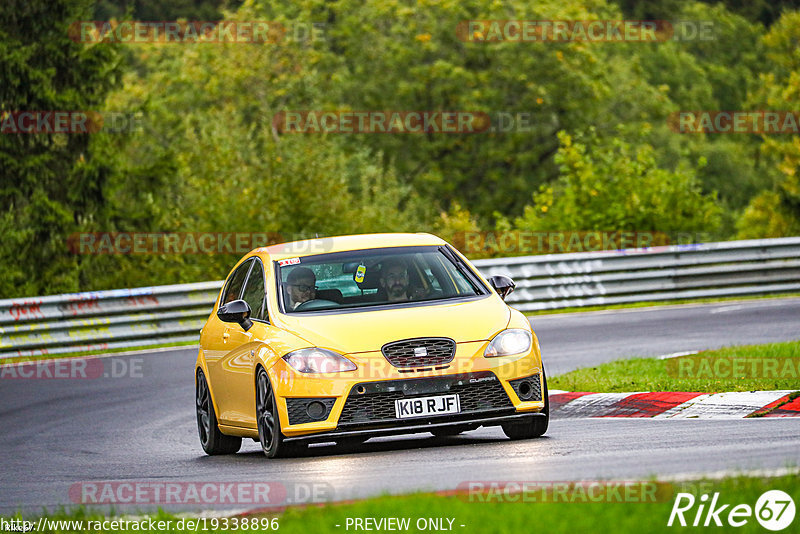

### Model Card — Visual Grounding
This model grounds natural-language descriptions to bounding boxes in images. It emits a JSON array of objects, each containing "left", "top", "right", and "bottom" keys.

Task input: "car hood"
[{"left": 273, "top": 296, "right": 511, "bottom": 354}]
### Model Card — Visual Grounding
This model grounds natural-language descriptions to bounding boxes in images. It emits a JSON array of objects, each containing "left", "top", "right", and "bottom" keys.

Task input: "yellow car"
[{"left": 195, "top": 233, "right": 548, "bottom": 457}]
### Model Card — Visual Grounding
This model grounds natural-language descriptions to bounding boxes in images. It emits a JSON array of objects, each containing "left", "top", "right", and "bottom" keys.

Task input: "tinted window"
[
  {"left": 222, "top": 259, "right": 252, "bottom": 304},
  {"left": 241, "top": 260, "right": 267, "bottom": 321}
]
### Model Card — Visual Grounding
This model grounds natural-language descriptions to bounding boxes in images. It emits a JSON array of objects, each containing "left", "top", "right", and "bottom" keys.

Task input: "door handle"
[{"left": 222, "top": 332, "right": 230, "bottom": 341}]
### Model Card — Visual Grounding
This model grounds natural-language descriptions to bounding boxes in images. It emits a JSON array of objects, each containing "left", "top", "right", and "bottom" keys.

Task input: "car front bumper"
[
  {"left": 271, "top": 359, "right": 546, "bottom": 439},
  {"left": 282, "top": 412, "right": 546, "bottom": 443}
]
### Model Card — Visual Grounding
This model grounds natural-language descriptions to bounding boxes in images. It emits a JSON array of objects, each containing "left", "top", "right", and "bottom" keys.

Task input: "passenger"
[
  {"left": 286, "top": 267, "right": 316, "bottom": 310},
  {"left": 379, "top": 258, "right": 411, "bottom": 302}
]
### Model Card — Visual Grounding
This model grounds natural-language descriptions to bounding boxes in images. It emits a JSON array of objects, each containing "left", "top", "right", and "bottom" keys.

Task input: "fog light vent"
[
  {"left": 286, "top": 397, "right": 336, "bottom": 425},
  {"left": 509, "top": 374, "right": 542, "bottom": 402},
  {"left": 306, "top": 401, "right": 326, "bottom": 419}
]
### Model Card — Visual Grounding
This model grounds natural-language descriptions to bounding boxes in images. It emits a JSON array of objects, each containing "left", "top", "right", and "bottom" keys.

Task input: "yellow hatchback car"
[{"left": 196, "top": 233, "right": 548, "bottom": 457}]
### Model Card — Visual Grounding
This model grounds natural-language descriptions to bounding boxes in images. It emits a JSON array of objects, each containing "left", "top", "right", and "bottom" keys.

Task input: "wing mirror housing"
[
  {"left": 217, "top": 299, "right": 253, "bottom": 331},
  {"left": 488, "top": 275, "right": 516, "bottom": 301}
]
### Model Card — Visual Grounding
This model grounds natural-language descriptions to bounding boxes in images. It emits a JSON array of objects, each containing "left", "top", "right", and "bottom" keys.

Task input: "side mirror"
[
  {"left": 488, "top": 275, "right": 515, "bottom": 301},
  {"left": 217, "top": 299, "right": 253, "bottom": 331}
]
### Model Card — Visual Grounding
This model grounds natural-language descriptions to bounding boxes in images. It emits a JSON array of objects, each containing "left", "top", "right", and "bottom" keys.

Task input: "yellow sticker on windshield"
[{"left": 355, "top": 264, "right": 366, "bottom": 283}]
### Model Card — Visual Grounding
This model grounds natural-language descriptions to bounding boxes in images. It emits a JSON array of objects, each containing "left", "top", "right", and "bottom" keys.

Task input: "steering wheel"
[{"left": 294, "top": 299, "right": 339, "bottom": 311}]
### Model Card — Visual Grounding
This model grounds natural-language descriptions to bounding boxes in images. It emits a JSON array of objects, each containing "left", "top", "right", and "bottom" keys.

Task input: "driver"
[
  {"left": 379, "top": 258, "right": 412, "bottom": 302},
  {"left": 286, "top": 266, "right": 316, "bottom": 310}
]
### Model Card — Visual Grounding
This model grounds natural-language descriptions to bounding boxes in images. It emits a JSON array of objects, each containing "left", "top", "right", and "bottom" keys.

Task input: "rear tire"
[
  {"left": 256, "top": 368, "right": 306, "bottom": 458},
  {"left": 502, "top": 367, "right": 549, "bottom": 440},
  {"left": 196, "top": 369, "right": 242, "bottom": 455}
]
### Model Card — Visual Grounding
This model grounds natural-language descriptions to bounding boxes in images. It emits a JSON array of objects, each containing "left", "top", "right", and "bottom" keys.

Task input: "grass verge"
[
  {"left": 549, "top": 340, "right": 800, "bottom": 393},
  {"left": 4, "top": 474, "right": 797, "bottom": 533}
]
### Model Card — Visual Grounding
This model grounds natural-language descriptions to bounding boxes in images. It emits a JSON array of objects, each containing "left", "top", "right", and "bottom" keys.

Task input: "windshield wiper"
[{"left": 439, "top": 246, "right": 484, "bottom": 294}]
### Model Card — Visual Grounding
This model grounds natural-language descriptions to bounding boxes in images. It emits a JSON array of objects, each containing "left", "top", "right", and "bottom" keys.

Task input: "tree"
[
  {"left": 737, "top": 11, "right": 800, "bottom": 237},
  {"left": 614, "top": 0, "right": 800, "bottom": 26},
  {"left": 302, "top": 0, "right": 671, "bottom": 220},
  {"left": 84, "top": 4, "right": 431, "bottom": 288},
  {"left": 0, "top": 0, "right": 123, "bottom": 297},
  {"left": 513, "top": 129, "right": 721, "bottom": 236},
  {"left": 93, "top": 0, "right": 244, "bottom": 21}
]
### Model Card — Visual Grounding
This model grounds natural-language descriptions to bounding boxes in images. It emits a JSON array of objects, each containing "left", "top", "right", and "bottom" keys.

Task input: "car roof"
[{"left": 255, "top": 233, "right": 448, "bottom": 261}]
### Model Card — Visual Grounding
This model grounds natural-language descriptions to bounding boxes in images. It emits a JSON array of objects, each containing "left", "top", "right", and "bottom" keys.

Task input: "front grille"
[
  {"left": 286, "top": 397, "right": 336, "bottom": 425},
  {"left": 381, "top": 337, "right": 456, "bottom": 368},
  {"left": 509, "top": 374, "right": 542, "bottom": 401},
  {"left": 338, "top": 373, "right": 513, "bottom": 426}
]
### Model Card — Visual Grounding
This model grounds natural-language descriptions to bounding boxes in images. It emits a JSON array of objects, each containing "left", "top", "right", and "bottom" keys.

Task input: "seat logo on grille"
[{"left": 413, "top": 347, "right": 428, "bottom": 357}]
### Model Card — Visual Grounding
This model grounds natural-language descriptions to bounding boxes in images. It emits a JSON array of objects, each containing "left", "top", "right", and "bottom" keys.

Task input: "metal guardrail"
[
  {"left": 473, "top": 236, "right": 800, "bottom": 311},
  {"left": 0, "top": 282, "right": 223, "bottom": 358},
  {"left": 1, "top": 237, "right": 798, "bottom": 358}
]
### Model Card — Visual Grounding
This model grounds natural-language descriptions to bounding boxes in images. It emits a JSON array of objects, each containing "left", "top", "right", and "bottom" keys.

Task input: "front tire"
[
  {"left": 196, "top": 369, "right": 242, "bottom": 455},
  {"left": 502, "top": 367, "right": 549, "bottom": 440},
  {"left": 256, "top": 368, "right": 305, "bottom": 458}
]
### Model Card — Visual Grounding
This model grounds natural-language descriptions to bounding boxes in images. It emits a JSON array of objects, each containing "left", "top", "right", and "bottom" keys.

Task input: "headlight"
[
  {"left": 484, "top": 329, "right": 532, "bottom": 358},
  {"left": 283, "top": 348, "right": 357, "bottom": 373}
]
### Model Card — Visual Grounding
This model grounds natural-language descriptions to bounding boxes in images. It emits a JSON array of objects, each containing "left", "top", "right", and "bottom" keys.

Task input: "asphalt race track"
[
  {"left": 533, "top": 297, "right": 800, "bottom": 375},
  {"left": 1, "top": 298, "right": 798, "bottom": 514}
]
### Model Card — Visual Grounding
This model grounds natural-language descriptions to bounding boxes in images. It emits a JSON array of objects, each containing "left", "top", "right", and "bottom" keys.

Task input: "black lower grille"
[
  {"left": 509, "top": 374, "right": 542, "bottom": 402},
  {"left": 286, "top": 397, "right": 336, "bottom": 425},
  {"left": 338, "top": 373, "right": 513, "bottom": 426}
]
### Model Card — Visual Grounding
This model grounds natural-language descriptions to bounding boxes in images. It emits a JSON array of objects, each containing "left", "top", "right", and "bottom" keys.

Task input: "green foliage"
[
  {"left": 0, "top": 0, "right": 123, "bottom": 297},
  {"left": 614, "top": 0, "right": 800, "bottom": 26},
  {"left": 739, "top": 10, "right": 800, "bottom": 238},
  {"left": 433, "top": 201, "right": 481, "bottom": 253},
  {"left": 2, "top": 0, "right": 799, "bottom": 297},
  {"left": 514, "top": 129, "right": 721, "bottom": 234},
  {"left": 93, "top": 0, "right": 244, "bottom": 20},
  {"left": 308, "top": 0, "right": 671, "bottom": 219},
  {"left": 80, "top": 10, "right": 431, "bottom": 287},
  {"left": 737, "top": 191, "right": 800, "bottom": 238}
]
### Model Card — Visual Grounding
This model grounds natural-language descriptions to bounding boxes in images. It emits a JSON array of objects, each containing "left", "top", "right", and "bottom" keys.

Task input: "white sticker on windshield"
[{"left": 278, "top": 257, "right": 301, "bottom": 267}]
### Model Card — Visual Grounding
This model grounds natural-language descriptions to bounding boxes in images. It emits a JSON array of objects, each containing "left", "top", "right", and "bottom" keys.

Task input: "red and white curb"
[{"left": 549, "top": 390, "right": 800, "bottom": 418}]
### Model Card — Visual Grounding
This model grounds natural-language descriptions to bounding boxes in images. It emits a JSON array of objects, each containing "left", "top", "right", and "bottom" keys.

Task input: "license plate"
[{"left": 395, "top": 394, "right": 461, "bottom": 419}]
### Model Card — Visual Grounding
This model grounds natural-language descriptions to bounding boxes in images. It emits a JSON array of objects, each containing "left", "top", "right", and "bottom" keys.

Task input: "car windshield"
[{"left": 278, "top": 246, "right": 486, "bottom": 313}]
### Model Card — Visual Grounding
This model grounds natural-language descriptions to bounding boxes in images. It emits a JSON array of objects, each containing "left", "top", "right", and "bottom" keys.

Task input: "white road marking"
[{"left": 656, "top": 350, "right": 700, "bottom": 360}]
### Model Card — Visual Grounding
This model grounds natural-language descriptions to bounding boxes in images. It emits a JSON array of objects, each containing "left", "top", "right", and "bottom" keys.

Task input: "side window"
[
  {"left": 241, "top": 260, "right": 267, "bottom": 321},
  {"left": 222, "top": 259, "right": 252, "bottom": 305}
]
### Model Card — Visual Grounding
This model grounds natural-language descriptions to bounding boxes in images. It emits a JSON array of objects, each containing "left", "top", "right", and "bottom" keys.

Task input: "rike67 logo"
[{"left": 668, "top": 490, "right": 795, "bottom": 530}]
